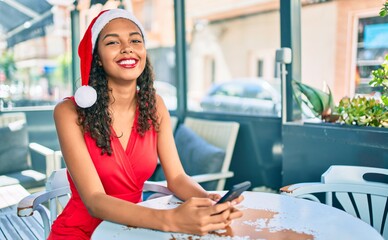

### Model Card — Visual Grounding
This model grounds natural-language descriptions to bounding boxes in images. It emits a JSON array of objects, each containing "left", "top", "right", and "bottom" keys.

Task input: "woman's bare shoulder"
[
  {"left": 53, "top": 98, "right": 78, "bottom": 122},
  {"left": 155, "top": 94, "right": 169, "bottom": 120},
  {"left": 155, "top": 94, "right": 168, "bottom": 112}
]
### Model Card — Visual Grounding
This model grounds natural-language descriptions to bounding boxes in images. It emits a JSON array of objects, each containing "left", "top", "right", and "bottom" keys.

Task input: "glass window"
[
  {"left": 0, "top": 0, "right": 177, "bottom": 111},
  {"left": 300, "top": 0, "right": 387, "bottom": 106},
  {"left": 185, "top": 0, "right": 281, "bottom": 116},
  {"left": 0, "top": 2, "right": 73, "bottom": 109},
  {"left": 131, "top": 0, "right": 177, "bottom": 111},
  {"left": 356, "top": 16, "right": 388, "bottom": 95}
]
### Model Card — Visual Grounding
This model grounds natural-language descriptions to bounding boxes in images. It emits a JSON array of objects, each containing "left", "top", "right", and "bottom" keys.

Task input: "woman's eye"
[
  {"left": 106, "top": 41, "right": 118, "bottom": 45},
  {"left": 132, "top": 39, "right": 142, "bottom": 44}
]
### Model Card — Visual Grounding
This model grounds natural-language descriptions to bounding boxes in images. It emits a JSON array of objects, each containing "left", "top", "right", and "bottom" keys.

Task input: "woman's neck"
[{"left": 108, "top": 82, "right": 137, "bottom": 112}]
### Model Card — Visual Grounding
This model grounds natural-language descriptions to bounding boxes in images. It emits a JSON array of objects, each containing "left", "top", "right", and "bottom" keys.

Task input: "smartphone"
[{"left": 216, "top": 181, "right": 251, "bottom": 204}]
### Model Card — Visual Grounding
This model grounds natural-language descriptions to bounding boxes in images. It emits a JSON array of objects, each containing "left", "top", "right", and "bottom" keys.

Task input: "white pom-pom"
[{"left": 74, "top": 85, "right": 97, "bottom": 108}]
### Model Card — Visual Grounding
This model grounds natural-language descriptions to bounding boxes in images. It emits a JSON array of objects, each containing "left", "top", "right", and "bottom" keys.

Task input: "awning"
[
  {"left": 0, "top": 0, "right": 54, "bottom": 47},
  {"left": 0, "top": 0, "right": 112, "bottom": 48}
]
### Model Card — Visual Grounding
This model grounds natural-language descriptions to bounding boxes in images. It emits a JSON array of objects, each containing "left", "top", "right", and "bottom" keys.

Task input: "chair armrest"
[
  {"left": 17, "top": 186, "right": 70, "bottom": 239},
  {"left": 280, "top": 182, "right": 327, "bottom": 203},
  {"left": 280, "top": 182, "right": 323, "bottom": 193},
  {"left": 189, "top": 171, "right": 234, "bottom": 183},
  {"left": 143, "top": 181, "right": 170, "bottom": 193},
  {"left": 144, "top": 172, "right": 233, "bottom": 190},
  {"left": 143, "top": 171, "right": 234, "bottom": 199},
  {"left": 143, "top": 181, "right": 173, "bottom": 200},
  {"left": 29, "top": 143, "right": 59, "bottom": 177},
  {"left": 17, "top": 186, "right": 70, "bottom": 217}
]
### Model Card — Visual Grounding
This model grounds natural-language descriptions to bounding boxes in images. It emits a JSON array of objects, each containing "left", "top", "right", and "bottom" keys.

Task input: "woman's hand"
[
  {"left": 207, "top": 193, "right": 244, "bottom": 205},
  {"left": 229, "top": 194, "right": 244, "bottom": 206},
  {"left": 208, "top": 193, "right": 222, "bottom": 202},
  {"left": 166, "top": 196, "right": 244, "bottom": 236}
]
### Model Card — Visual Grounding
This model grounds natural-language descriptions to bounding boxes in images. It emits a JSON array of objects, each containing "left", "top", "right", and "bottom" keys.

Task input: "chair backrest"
[
  {"left": 183, "top": 117, "right": 240, "bottom": 190},
  {"left": 0, "top": 113, "right": 31, "bottom": 180},
  {"left": 0, "top": 113, "right": 58, "bottom": 189},
  {"left": 0, "top": 112, "right": 26, "bottom": 128},
  {"left": 281, "top": 165, "right": 388, "bottom": 238},
  {"left": 322, "top": 165, "right": 388, "bottom": 186},
  {"left": 46, "top": 168, "right": 71, "bottom": 224}
]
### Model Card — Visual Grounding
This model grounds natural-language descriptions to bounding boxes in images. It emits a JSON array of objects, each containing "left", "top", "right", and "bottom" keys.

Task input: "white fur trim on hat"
[{"left": 91, "top": 8, "right": 146, "bottom": 51}]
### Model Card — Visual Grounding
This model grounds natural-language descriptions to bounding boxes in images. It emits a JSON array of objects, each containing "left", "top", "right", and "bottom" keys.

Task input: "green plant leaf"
[{"left": 292, "top": 80, "right": 335, "bottom": 119}]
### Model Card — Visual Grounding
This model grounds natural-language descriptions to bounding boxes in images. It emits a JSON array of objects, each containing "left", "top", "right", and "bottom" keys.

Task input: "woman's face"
[{"left": 97, "top": 18, "right": 146, "bottom": 84}]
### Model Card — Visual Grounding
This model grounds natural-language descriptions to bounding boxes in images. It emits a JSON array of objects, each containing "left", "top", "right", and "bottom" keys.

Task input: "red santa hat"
[{"left": 75, "top": 8, "right": 146, "bottom": 108}]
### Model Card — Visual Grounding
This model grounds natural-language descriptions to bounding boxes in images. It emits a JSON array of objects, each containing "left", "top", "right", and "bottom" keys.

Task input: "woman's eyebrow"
[
  {"left": 102, "top": 32, "right": 142, "bottom": 40},
  {"left": 129, "top": 32, "right": 142, "bottom": 38},
  {"left": 102, "top": 33, "right": 119, "bottom": 40}
]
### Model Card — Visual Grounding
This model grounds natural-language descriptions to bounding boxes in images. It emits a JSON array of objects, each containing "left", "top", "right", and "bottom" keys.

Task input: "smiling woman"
[{"left": 49, "top": 8, "right": 244, "bottom": 239}]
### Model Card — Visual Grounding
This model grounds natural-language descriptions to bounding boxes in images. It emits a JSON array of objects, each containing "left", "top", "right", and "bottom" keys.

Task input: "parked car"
[
  {"left": 200, "top": 78, "right": 281, "bottom": 116},
  {"left": 154, "top": 80, "right": 201, "bottom": 111}
]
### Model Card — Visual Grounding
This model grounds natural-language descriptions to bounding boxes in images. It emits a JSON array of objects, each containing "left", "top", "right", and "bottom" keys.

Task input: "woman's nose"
[{"left": 120, "top": 45, "right": 133, "bottom": 54}]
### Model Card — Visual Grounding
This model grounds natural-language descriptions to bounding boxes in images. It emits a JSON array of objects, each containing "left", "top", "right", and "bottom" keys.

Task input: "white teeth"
[{"left": 119, "top": 59, "right": 135, "bottom": 65}]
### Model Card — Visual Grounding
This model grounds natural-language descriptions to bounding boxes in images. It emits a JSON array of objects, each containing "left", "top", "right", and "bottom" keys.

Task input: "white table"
[
  {"left": 92, "top": 191, "right": 384, "bottom": 240},
  {"left": 0, "top": 184, "right": 46, "bottom": 239}
]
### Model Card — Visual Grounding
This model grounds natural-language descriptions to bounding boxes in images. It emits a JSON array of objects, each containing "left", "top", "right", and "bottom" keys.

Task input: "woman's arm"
[{"left": 155, "top": 95, "right": 211, "bottom": 200}]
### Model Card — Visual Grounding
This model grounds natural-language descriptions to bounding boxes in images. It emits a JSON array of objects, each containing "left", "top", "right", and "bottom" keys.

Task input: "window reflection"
[
  {"left": 356, "top": 16, "right": 388, "bottom": 95},
  {"left": 0, "top": 2, "right": 72, "bottom": 109},
  {"left": 1, "top": 0, "right": 383, "bottom": 115},
  {"left": 0, "top": 0, "right": 177, "bottom": 110},
  {"left": 128, "top": 0, "right": 177, "bottom": 111},
  {"left": 185, "top": 0, "right": 281, "bottom": 116},
  {"left": 300, "top": 0, "right": 387, "bottom": 107}
]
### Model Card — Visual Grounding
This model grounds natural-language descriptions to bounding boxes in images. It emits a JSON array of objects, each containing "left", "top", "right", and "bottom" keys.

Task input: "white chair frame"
[
  {"left": 146, "top": 117, "right": 240, "bottom": 193},
  {"left": 280, "top": 165, "right": 388, "bottom": 238}
]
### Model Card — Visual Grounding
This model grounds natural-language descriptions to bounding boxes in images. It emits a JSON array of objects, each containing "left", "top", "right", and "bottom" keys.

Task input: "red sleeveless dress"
[{"left": 48, "top": 99, "right": 158, "bottom": 239}]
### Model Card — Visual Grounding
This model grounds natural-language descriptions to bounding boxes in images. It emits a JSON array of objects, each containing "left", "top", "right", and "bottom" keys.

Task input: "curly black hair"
[{"left": 76, "top": 49, "right": 159, "bottom": 155}]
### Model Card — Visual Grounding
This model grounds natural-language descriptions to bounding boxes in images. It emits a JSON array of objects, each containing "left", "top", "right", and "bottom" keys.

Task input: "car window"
[{"left": 244, "top": 85, "right": 262, "bottom": 99}]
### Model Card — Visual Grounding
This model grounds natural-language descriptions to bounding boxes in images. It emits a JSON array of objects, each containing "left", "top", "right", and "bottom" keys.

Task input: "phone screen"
[{"left": 216, "top": 181, "right": 251, "bottom": 204}]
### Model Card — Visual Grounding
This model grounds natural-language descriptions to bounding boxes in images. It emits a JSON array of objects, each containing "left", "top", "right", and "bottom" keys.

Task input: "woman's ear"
[{"left": 96, "top": 54, "right": 102, "bottom": 66}]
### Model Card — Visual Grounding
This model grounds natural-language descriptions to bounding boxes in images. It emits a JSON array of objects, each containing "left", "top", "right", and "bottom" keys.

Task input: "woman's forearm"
[
  {"left": 86, "top": 193, "right": 172, "bottom": 231},
  {"left": 166, "top": 174, "right": 208, "bottom": 201}
]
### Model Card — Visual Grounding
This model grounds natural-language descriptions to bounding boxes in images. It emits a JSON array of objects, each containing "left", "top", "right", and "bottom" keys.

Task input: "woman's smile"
[{"left": 117, "top": 58, "right": 138, "bottom": 68}]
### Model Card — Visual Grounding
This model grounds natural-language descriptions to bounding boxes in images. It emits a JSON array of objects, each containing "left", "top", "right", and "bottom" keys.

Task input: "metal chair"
[
  {"left": 0, "top": 112, "right": 59, "bottom": 189},
  {"left": 17, "top": 168, "right": 70, "bottom": 239},
  {"left": 280, "top": 165, "right": 388, "bottom": 238},
  {"left": 183, "top": 117, "right": 240, "bottom": 191},
  {"left": 17, "top": 168, "right": 174, "bottom": 239}
]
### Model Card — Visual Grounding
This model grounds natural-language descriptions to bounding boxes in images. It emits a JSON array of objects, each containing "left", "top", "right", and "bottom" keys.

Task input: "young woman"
[{"left": 50, "top": 8, "right": 243, "bottom": 239}]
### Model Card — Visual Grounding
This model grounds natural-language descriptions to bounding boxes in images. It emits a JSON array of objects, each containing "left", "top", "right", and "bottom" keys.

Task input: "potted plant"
[
  {"left": 293, "top": 59, "right": 388, "bottom": 128},
  {"left": 292, "top": 1, "right": 388, "bottom": 128}
]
